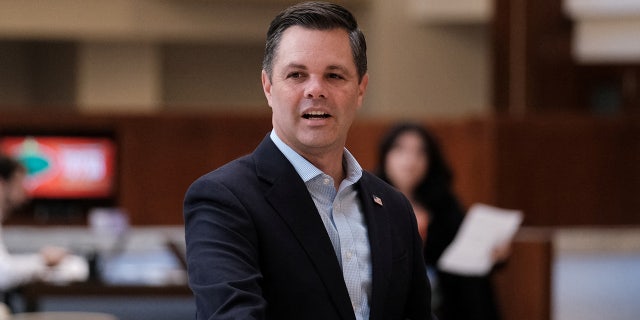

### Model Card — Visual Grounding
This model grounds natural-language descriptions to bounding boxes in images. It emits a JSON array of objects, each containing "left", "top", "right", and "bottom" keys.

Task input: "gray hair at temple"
[{"left": 262, "top": 1, "right": 367, "bottom": 83}]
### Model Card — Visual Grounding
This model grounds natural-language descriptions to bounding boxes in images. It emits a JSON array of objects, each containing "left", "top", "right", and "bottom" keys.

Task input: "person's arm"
[
  {"left": 184, "top": 177, "right": 266, "bottom": 320},
  {"left": 0, "top": 252, "right": 48, "bottom": 291},
  {"left": 39, "top": 246, "right": 68, "bottom": 267},
  {"left": 401, "top": 198, "right": 437, "bottom": 320}
]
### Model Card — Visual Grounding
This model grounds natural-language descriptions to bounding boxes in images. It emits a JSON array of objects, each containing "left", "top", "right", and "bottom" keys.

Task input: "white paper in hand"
[{"left": 437, "top": 203, "right": 523, "bottom": 276}]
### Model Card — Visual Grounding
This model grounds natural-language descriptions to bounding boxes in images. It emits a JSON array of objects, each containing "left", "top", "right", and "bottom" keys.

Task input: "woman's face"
[{"left": 385, "top": 131, "right": 429, "bottom": 194}]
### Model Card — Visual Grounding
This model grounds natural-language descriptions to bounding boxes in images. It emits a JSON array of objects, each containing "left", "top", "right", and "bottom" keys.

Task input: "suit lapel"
[
  {"left": 254, "top": 137, "right": 356, "bottom": 320},
  {"left": 356, "top": 174, "right": 392, "bottom": 320}
]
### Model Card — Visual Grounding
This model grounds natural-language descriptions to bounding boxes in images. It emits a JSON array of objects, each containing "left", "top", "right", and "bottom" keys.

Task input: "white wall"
[{"left": 365, "top": 0, "right": 491, "bottom": 119}]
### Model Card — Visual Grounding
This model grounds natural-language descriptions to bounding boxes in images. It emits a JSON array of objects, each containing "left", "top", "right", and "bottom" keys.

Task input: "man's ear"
[
  {"left": 356, "top": 73, "right": 369, "bottom": 109},
  {"left": 261, "top": 70, "right": 273, "bottom": 107}
]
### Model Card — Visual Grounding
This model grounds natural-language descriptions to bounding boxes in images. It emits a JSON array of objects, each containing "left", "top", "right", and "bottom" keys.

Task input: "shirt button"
[
  {"left": 346, "top": 251, "right": 353, "bottom": 260},
  {"left": 323, "top": 178, "right": 330, "bottom": 185}
]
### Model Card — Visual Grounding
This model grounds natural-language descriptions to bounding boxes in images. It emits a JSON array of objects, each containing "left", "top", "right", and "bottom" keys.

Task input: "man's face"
[
  {"left": 1, "top": 171, "right": 28, "bottom": 219},
  {"left": 262, "top": 26, "right": 368, "bottom": 159}
]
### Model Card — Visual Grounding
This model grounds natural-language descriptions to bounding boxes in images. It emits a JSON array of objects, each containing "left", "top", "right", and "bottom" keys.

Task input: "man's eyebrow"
[
  {"left": 281, "top": 63, "right": 352, "bottom": 75},
  {"left": 284, "top": 63, "right": 307, "bottom": 70},
  {"left": 327, "top": 65, "right": 352, "bottom": 75}
]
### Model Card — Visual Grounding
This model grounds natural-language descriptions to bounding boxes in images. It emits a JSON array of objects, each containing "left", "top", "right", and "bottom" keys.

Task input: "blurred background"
[{"left": 0, "top": 0, "right": 638, "bottom": 319}]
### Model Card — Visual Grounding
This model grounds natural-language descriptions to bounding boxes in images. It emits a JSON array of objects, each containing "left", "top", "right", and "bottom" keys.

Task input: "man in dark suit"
[{"left": 183, "top": 2, "right": 434, "bottom": 319}]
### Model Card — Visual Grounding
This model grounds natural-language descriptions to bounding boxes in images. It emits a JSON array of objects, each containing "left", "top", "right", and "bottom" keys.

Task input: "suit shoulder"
[
  {"left": 361, "top": 171, "right": 403, "bottom": 197},
  {"left": 361, "top": 170, "right": 389, "bottom": 186},
  {"left": 188, "top": 154, "right": 256, "bottom": 190}
]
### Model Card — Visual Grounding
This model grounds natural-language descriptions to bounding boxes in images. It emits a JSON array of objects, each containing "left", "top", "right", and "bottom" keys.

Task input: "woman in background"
[{"left": 376, "top": 122, "right": 502, "bottom": 320}]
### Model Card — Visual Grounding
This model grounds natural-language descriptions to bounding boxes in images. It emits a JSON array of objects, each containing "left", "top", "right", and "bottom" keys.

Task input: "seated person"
[{"left": 0, "top": 154, "right": 87, "bottom": 309}]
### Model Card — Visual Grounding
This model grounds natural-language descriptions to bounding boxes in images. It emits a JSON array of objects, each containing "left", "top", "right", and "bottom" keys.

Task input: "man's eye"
[
  {"left": 287, "top": 72, "right": 302, "bottom": 79},
  {"left": 328, "top": 73, "right": 344, "bottom": 80}
]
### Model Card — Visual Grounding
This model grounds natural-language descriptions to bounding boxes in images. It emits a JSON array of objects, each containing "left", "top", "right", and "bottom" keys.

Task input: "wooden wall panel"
[
  {"left": 493, "top": 228, "right": 553, "bottom": 320},
  {"left": 116, "top": 114, "right": 272, "bottom": 225},
  {"left": 493, "top": 116, "right": 640, "bottom": 226},
  {"left": 493, "top": 0, "right": 577, "bottom": 113},
  {"left": 425, "top": 119, "right": 497, "bottom": 208},
  {"left": 1, "top": 113, "right": 638, "bottom": 227},
  {"left": 493, "top": 0, "right": 640, "bottom": 115}
]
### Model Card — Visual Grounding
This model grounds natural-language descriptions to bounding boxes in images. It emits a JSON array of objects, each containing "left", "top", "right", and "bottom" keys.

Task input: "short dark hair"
[
  {"left": 0, "top": 154, "right": 24, "bottom": 182},
  {"left": 262, "top": 1, "right": 367, "bottom": 82}
]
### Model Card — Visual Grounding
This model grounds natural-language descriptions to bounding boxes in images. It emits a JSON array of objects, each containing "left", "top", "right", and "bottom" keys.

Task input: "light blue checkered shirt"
[{"left": 270, "top": 130, "right": 372, "bottom": 320}]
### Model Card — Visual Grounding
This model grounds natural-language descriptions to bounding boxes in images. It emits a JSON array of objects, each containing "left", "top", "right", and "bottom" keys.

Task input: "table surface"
[
  {"left": 20, "top": 281, "right": 192, "bottom": 312},
  {"left": 10, "top": 311, "right": 118, "bottom": 320}
]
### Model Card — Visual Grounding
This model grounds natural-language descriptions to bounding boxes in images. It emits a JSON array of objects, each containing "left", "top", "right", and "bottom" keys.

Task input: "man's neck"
[{"left": 305, "top": 150, "right": 345, "bottom": 189}]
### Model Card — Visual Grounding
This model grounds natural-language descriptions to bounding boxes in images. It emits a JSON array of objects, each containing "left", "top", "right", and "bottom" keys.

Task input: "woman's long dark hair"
[
  {"left": 375, "top": 122, "right": 464, "bottom": 264},
  {"left": 376, "top": 122, "right": 454, "bottom": 207}
]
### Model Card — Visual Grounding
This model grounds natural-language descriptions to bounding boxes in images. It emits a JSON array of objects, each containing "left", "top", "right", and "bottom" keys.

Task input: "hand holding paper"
[{"left": 437, "top": 203, "right": 523, "bottom": 276}]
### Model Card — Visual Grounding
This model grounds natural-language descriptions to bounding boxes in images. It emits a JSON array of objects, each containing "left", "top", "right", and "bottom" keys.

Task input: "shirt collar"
[{"left": 270, "top": 130, "right": 362, "bottom": 184}]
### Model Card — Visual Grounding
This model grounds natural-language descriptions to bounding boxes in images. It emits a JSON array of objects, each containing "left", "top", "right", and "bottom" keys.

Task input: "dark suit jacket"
[{"left": 184, "top": 135, "right": 433, "bottom": 320}]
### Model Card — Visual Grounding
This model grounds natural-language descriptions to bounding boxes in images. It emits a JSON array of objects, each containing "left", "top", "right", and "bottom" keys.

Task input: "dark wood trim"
[{"left": 492, "top": 0, "right": 640, "bottom": 115}]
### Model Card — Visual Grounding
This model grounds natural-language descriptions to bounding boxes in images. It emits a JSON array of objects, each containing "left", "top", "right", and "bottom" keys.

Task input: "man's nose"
[{"left": 304, "top": 76, "right": 327, "bottom": 99}]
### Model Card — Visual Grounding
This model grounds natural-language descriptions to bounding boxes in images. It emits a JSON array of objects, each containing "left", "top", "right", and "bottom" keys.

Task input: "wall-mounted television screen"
[{"left": 0, "top": 135, "right": 117, "bottom": 199}]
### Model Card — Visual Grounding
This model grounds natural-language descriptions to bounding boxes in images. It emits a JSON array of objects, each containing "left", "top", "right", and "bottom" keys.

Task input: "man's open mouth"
[{"left": 302, "top": 111, "right": 331, "bottom": 119}]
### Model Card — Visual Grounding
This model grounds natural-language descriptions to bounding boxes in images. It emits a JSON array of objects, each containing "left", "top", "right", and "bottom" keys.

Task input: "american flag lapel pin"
[{"left": 373, "top": 195, "right": 383, "bottom": 207}]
